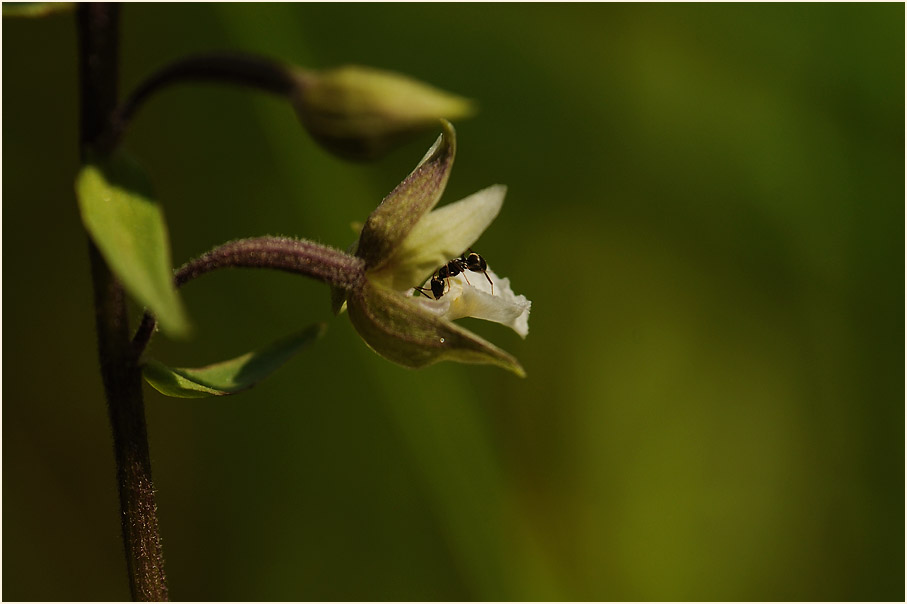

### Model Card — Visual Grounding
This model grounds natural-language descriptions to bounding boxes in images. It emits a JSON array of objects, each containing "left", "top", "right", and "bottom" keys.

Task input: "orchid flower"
[{"left": 335, "top": 120, "right": 530, "bottom": 376}]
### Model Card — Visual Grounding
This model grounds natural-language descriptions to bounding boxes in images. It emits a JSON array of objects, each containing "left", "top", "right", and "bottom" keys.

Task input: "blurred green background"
[{"left": 3, "top": 3, "right": 904, "bottom": 601}]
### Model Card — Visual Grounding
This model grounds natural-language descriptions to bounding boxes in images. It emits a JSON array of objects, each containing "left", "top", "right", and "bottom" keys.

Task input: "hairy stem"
[
  {"left": 100, "top": 52, "right": 303, "bottom": 152},
  {"left": 133, "top": 236, "right": 364, "bottom": 356},
  {"left": 78, "top": 4, "right": 169, "bottom": 600}
]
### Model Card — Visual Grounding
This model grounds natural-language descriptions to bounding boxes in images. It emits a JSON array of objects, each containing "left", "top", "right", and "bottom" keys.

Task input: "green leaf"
[
  {"left": 75, "top": 151, "right": 191, "bottom": 338},
  {"left": 2, "top": 2, "right": 74, "bottom": 18},
  {"left": 143, "top": 323, "right": 327, "bottom": 398}
]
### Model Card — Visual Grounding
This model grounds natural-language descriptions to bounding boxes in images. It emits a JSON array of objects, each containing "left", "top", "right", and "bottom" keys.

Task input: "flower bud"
[{"left": 291, "top": 66, "right": 474, "bottom": 161}]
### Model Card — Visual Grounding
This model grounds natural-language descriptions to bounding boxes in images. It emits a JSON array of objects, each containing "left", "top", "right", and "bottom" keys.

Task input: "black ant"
[{"left": 415, "top": 250, "right": 494, "bottom": 300}]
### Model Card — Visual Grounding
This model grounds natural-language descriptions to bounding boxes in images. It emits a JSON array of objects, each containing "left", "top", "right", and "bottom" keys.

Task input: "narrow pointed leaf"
[
  {"left": 143, "top": 323, "right": 327, "bottom": 398},
  {"left": 356, "top": 120, "right": 456, "bottom": 269},
  {"left": 76, "top": 151, "right": 191, "bottom": 337}
]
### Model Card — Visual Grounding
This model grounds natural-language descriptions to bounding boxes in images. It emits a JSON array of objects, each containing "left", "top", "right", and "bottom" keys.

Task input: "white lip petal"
[
  {"left": 417, "top": 268, "right": 531, "bottom": 338},
  {"left": 408, "top": 292, "right": 452, "bottom": 317},
  {"left": 371, "top": 184, "right": 506, "bottom": 291}
]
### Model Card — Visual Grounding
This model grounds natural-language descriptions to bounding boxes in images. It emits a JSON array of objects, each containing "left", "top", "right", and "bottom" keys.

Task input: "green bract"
[
  {"left": 75, "top": 151, "right": 191, "bottom": 338},
  {"left": 143, "top": 324, "right": 326, "bottom": 398},
  {"left": 342, "top": 121, "right": 528, "bottom": 377}
]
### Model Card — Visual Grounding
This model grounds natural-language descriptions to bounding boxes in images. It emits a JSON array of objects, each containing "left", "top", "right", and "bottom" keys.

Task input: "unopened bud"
[{"left": 291, "top": 66, "right": 474, "bottom": 161}]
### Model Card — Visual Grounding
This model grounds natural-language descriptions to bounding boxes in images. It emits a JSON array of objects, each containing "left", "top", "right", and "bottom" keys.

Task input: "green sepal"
[
  {"left": 368, "top": 184, "right": 506, "bottom": 291},
  {"left": 143, "top": 323, "right": 327, "bottom": 398},
  {"left": 355, "top": 120, "right": 456, "bottom": 270},
  {"left": 76, "top": 151, "right": 191, "bottom": 338},
  {"left": 347, "top": 280, "right": 525, "bottom": 377}
]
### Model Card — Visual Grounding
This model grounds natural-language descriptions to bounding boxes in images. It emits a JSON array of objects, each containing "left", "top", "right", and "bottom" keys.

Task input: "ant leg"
[
  {"left": 465, "top": 252, "right": 491, "bottom": 293},
  {"left": 455, "top": 256, "right": 471, "bottom": 285},
  {"left": 469, "top": 266, "right": 492, "bottom": 293},
  {"left": 483, "top": 270, "right": 493, "bottom": 294}
]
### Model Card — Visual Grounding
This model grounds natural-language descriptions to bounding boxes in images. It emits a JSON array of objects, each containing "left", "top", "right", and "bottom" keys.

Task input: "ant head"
[{"left": 430, "top": 275, "right": 446, "bottom": 299}]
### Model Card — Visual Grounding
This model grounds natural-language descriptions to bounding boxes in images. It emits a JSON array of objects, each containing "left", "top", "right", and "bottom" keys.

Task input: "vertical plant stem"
[{"left": 78, "top": 4, "right": 169, "bottom": 600}]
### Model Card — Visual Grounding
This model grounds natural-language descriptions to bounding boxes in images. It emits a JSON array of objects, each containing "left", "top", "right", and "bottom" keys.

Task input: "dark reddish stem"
[
  {"left": 100, "top": 52, "right": 302, "bottom": 152},
  {"left": 78, "top": 3, "right": 169, "bottom": 600}
]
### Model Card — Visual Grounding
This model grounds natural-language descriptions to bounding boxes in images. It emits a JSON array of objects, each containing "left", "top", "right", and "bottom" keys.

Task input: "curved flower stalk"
[
  {"left": 101, "top": 53, "right": 473, "bottom": 160},
  {"left": 338, "top": 120, "right": 531, "bottom": 376}
]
